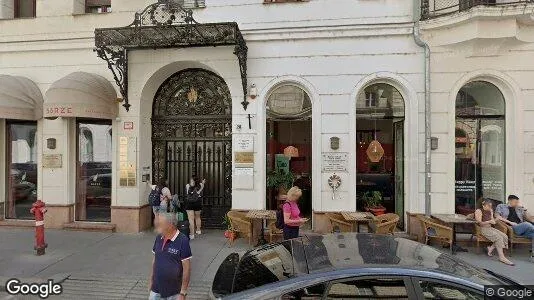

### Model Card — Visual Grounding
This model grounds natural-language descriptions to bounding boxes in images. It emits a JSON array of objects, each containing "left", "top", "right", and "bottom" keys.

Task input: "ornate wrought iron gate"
[{"left": 152, "top": 69, "right": 232, "bottom": 228}]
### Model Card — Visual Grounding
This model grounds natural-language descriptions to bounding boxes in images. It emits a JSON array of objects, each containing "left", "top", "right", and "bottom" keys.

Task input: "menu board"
[{"left": 119, "top": 136, "right": 137, "bottom": 187}]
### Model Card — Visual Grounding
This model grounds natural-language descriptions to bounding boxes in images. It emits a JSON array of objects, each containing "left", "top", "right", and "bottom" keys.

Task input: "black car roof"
[{"left": 241, "top": 233, "right": 504, "bottom": 287}]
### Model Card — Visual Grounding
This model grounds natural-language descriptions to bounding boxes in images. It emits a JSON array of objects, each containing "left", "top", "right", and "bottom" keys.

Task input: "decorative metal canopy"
[{"left": 94, "top": 0, "right": 248, "bottom": 111}]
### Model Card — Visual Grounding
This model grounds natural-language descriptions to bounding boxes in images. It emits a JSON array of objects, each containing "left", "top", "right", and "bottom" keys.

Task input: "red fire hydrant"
[{"left": 30, "top": 200, "right": 48, "bottom": 255}]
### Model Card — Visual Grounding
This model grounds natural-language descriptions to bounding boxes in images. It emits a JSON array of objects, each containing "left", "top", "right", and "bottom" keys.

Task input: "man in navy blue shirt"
[{"left": 149, "top": 212, "right": 192, "bottom": 300}]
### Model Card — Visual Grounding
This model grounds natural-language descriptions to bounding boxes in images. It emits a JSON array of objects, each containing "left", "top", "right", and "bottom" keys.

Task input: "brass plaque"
[
  {"left": 235, "top": 152, "right": 254, "bottom": 164},
  {"left": 119, "top": 137, "right": 137, "bottom": 187},
  {"left": 42, "top": 154, "right": 62, "bottom": 168}
]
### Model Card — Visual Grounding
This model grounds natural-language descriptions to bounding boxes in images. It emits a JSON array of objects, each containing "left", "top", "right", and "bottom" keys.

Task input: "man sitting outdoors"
[{"left": 495, "top": 194, "right": 534, "bottom": 261}]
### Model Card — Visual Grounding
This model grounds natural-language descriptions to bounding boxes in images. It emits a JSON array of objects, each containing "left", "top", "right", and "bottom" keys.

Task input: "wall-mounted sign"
[
  {"left": 43, "top": 103, "right": 116, "bottom": 119},
  {"left": 42, "top": 154, "right": 62, "bottom": 168},
  {"left": 235, "top": 152, "right": 254, "bottom": 164},
  {"left": 235, "top": 137, "right": 254, "bottom": 152},
  {"left": 234, "top": 167, "right": 253, "bottom": 176},
  {"left": 119, "top": 136, "right": 137, "bottom": 187},
  {"left": 322, "top": 152, "right": 348, "bottom": 172},
  {"left": 330, "top": 136, "right": 340, "bottom": 150},
  {"left": 123, "top": 121, "right": 134, "bottom": 130},
  {"left": 46, "top": 138, "right": 57, "bottom": 150}
]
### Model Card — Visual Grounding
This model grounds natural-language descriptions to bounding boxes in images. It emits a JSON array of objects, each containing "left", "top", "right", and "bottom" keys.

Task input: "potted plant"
[
  {"left": 266, "top": 170, "right": 295, "bottom": 196},
  {"left": 363, "top": 191, "right": 386, "bottom": 216},
  {"left": 222, "top": 215, "right": 237, "bottom": 242}
]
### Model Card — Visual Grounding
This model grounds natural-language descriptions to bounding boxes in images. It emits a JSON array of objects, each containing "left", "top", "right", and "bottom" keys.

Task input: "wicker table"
[
  {"left": 432, "top": 214, "right": 475, "bottom": 254},
  {"left": 341, "top": 211, "right": 375, "bottom": 232},
  {"left": 246, "top": 210, "right": 277, "bottom": 246}
]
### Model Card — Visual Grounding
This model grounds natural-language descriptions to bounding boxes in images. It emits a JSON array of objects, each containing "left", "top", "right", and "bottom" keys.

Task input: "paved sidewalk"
[
  {"left": 0, "top": 228, "right": 249, "bottom": 300},
  {"left": 0, "top": 228, "right": 533, "bottom": 299}
]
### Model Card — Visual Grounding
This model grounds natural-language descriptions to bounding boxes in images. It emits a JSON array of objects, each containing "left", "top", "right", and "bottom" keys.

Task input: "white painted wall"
[{"left": 421, "top": 9, "right": 534, "bottom": 211}]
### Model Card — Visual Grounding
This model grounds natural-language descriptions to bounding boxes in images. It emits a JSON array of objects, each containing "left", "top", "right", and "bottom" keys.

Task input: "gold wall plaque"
[
  {"left": 42, "top": 154, "right": 62, "bottom": 168},
  {"left": 235, "top": 152, "right": 254, "bottom": 164},
  {"left": 119, "top": 136, "right": 137, "bottom": 187}
]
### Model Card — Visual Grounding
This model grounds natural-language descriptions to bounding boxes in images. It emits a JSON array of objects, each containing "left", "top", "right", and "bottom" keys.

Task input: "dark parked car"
[{"left": 212, "top": 233, "right": 517, "bottom": 299}]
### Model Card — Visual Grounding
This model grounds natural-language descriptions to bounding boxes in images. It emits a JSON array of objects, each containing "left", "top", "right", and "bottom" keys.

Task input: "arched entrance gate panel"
[{"left": 152, "top": 69, "right": 232, "bottom": 228}]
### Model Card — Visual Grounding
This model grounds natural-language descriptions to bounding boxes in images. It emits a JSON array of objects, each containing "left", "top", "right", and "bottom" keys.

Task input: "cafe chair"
[
  {"left": 417, "top": 215, "right": 454, "bottom": 253},
  {"left": 227, "top": 210, "right": 253, "bottom": 245},
  {"left": 496, "top": 221, "right": 531, "bottom": 256},
  {"left": 369, "top": 213, "right": 399, "bottom": 235},
  {"left": 326, "top": 213, "right": 353, "bottom": 233},
  {"left": 267, "top": 220, "right": 283, "bottom": 243}
]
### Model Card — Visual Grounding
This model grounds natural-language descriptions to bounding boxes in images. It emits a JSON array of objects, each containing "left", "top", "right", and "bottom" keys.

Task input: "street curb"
[{"left": 0, "top": 273, "right": 70, "bottom": 292}]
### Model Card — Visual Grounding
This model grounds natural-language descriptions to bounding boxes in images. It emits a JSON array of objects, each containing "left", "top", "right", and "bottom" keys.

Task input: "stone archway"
[{"left": 152, "top": 68, "right": 232, "bottom": 228}]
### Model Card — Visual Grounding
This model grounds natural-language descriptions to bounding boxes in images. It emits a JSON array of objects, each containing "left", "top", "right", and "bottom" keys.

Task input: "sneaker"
[
  {"left": 189, "top": 234, "right": 195, "bottom": 240},
  {"left": 196, "top": 230, "right": 202, "bottom": 235}
]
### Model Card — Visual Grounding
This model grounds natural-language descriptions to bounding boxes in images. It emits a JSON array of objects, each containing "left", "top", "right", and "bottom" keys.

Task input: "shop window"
[
  {"left": 455, "top": 81, "right": 505, "bottom": 215},
  {"left": 14, "top": 0, "right": 36, "bottom": 18},
  {"left": 85, "top": 0, "right": 111, "bottom": 13},
  {"left": 76, "top": 120, "right": 112, "bottom": 222},
  {"left": 266, "top": 84, "right": 312, "bottom": 215},
  {"left": 356, "top": 83, "right": 405, "bottom": 226},
  {"left": 6, "top": 121, "right": 37, "bottom": 220}
]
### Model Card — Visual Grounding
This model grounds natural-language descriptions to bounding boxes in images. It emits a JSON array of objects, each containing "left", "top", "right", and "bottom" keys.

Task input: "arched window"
[
  {"left": 356, "top": 83, "right": 405, "bottom": 224},
  {"left": 265, "top": 84, "right": 313, "bottom": 215},
  {"left": 455, "top": 81, "right": 505, "bottom": 214}
]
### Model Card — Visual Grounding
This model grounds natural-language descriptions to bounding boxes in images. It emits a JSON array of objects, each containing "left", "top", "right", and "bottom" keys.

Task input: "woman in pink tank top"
[{"left": 282, "top": 186, "right": 306, "bottom": 240}]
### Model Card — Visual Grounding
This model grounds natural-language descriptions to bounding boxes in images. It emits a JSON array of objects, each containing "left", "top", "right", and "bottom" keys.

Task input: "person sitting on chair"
[{"left": 475, "top": 199, "right": 513, "bottom": 265}]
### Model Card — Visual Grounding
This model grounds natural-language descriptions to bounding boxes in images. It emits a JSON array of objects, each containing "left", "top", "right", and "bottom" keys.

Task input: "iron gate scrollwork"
[
  {"left": 153, "top": 69, "right": 232, "bottom": 228},
  {"left": 94, "top": 0, "right": 249, "bottom": 112}
]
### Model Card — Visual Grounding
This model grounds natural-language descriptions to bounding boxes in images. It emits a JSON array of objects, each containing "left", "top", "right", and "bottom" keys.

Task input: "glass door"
[
  {"left": 76, "top": 120, "right": 112, "bottom": 222},
  {"left": 394, "top": 120, "right": 404, "bottom": 228},
  {"left": 6, "top": 121, "right": 37, "bottom": 219}
]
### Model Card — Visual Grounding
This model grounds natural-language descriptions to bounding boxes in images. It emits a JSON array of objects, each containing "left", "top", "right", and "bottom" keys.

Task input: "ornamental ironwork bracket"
[{"left": 94, "top": 0, "right": 249, "bottom": 112}]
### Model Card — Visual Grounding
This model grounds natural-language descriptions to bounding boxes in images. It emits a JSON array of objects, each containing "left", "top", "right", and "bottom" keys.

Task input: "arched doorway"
[
  {"left": 356, "top": 83, "right": 405, "bottom": 224},
  {"left": 152, "top": 69, "right": 232, "bottom": 228},
  {"left": 455, "top": 81, "right": 505, "bottom": 214},
  {"left": 266, "top": 84, "right": 313, "bottom": 217}
]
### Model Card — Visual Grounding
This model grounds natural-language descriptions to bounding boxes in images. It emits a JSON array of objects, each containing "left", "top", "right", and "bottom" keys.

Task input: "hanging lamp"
[
  {"left": 284, "top": 120, "right": 299, "bottom": 158},
  {"left": 366, "top": 87, "right": 384, "bottom": 162}
]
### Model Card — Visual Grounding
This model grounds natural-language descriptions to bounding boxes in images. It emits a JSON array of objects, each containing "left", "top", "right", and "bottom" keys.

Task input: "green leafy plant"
[
  {"left": 222, "top": 214, "right": 233, "bottom": 230},
  {"left": 363, "top": 191, "right": 383, "bottom": 208},
  {"left": 266, "top": 170, "right": 295, "bottom": 190}
]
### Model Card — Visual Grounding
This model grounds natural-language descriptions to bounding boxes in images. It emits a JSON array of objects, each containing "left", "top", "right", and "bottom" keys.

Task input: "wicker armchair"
[
  {"left": 267, "top": 220, "right": 283, "bottom": 243},
  {"left": 496, "top": 221, "right": 531, "bottom": 256},
  {"left": 369, "top": 213, "right": 399, "bottom": 235},
  {"left": 227, "top": 210, "right": 253, "bottom": 245},
  {"left": 326, "top": 213, "right": 353, "bottom": 233},
  {"left": 417, "top": 215, "right": 454, "bottom": 253}
]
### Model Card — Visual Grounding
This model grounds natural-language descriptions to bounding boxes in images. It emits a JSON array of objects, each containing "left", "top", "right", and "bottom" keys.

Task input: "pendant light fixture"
[
  {"left": 366, "top": 87, "right": 384, "bottom": 163},
  {"left": 284, "top": 120, "right": 299, "bottom": 158}
]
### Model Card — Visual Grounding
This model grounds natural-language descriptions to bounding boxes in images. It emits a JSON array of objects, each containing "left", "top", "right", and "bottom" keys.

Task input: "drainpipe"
[{"left": 413, "top": 0, "right": 432, "bottom": 216}]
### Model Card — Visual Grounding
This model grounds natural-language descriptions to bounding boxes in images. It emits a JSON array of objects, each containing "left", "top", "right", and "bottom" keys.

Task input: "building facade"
[{"left": 0, "top": 0, "right": 532, "bottom": 233}]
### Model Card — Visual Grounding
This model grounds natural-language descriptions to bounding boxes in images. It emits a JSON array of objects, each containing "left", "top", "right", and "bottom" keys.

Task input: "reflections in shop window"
[
  {"left": 454, "top": 81, "right": 505, "bottom": 215},
  {"left": 7, "top": 123, "right": 38, "bottom": 220}
]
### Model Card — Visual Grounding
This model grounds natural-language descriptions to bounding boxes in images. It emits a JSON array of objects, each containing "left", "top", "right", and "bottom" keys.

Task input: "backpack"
[
  {"left": 275, "top": 202, "right": 290, "bottom": 229},
  {"left": 148, "top": 186, "right": 162, "bottom": 207},
  {"left": 186, "top": 186, "right": 201, "bottom": 203}
]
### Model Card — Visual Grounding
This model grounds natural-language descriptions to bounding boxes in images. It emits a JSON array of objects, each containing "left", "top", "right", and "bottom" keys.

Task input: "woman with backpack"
[
  {"left": 185, "top": 175, "right": 206, "bottom": 240},
  {"left": 282, "top": 186, "right": 308, "bottom": 240}
]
